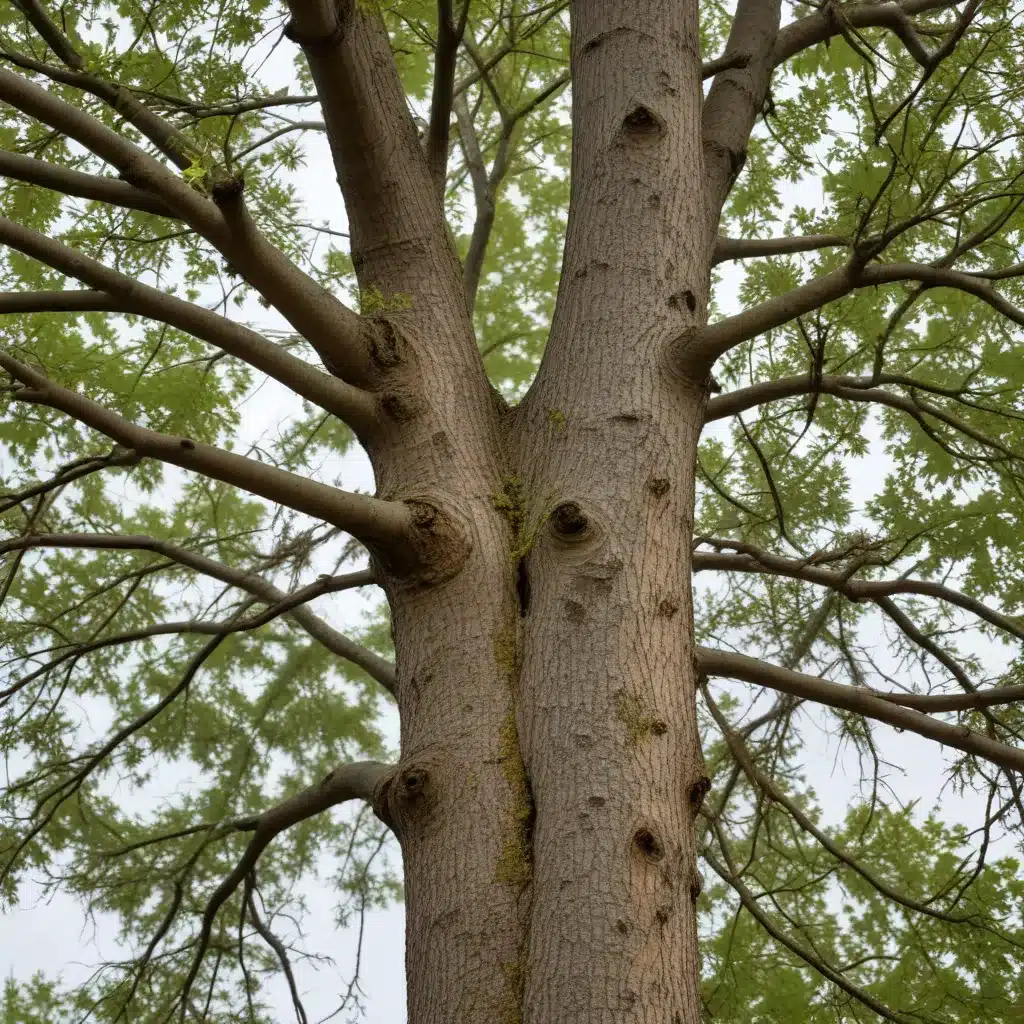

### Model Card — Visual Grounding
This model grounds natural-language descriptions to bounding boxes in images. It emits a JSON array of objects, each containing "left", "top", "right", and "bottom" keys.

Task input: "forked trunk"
[{"left": 372, "top": 3, "right": 715, "bottom": 1021}]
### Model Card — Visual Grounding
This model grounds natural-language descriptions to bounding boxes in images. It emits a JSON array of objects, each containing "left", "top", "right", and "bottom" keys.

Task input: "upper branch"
[
  {"left": 698, "top": 647, "right": 1024, "bottom": 772},
  {"left": 771, "top": 0, "right": 964, "bottom": 69},
  {"left": 704, "top": 373, "right": 1022, "bottom": 464},
  {"left": 0, "top": 66, "right": 377, "bottom": 383},
  {"left": 0, "top": 350, "right": 419, "bottom": 564},
  {"left": 701, "top": 0, "right": 783, "bottom": 226},
  {"left": 284, "top": 0, "right": 458, "bottom": 296},
  {"left": 425, "top": 0, "right": 468, "bottom": 197},
  {"left": 0, "top": 215, "right": 376, "bottom": 431}
]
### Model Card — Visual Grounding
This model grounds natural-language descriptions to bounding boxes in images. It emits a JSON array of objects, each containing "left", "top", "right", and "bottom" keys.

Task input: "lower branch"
[
  {"left": 704, "top": 822, "right": 912, "bottom": 1024},
  {"left": 0, "top": 533, "right": 396, "bottom": 693},
  {"left": 697, "top": 647, "right": 1024, "bottom": 772},
  {"left": 0, "top": 349, "right": 419, "bottom": 564},
  {"left": 176, "top": 760, "right": 395, "bottom": 1014}
]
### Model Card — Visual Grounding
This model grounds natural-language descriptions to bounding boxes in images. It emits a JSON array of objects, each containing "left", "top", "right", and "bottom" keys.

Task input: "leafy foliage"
[{"left": 1, "top": 0, "right": 1024, "bottom": 1021}]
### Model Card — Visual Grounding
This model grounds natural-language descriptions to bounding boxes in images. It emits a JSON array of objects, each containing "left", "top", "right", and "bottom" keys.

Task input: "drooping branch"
[
  {"left": 702, "top": 683, "right": 1003, "bottom": 928},
  {"left": 713, "top": 233, "right": 848, "bottom": 265},
  {"left": 702, "top": 0, "right": 783, "bottom": 224},
  {"left": 0, "top": 216, "right": 376, "bottom": 430},
  {"left": 0, "top": 532, "right": 396, "bottom": 692},
  {"left": 704, "top": 822, "right": 912, "bottom": 1024},
  {"left": 0, "top": 66, "right": 377, "bottom": 383},
  {"left": 174, "top": 759, "right": 395, "bottom": 1016},
  {"left": 698, "top": 647, "right": 1024, "bottom": 771},
  {"left": 0, "top": 351, "right": 419, "bottom": 564}
]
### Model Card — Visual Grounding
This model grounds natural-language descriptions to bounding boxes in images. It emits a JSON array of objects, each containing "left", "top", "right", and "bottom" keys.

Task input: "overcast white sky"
[{"left": 2, "top": 16, "right": 1017, "bottom": 1022}]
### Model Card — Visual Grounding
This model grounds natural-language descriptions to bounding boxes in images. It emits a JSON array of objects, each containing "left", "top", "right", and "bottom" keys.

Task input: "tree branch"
[
  {"left": 176, "top": 759, "right": 394, "bottom": 1014},
  {"left": 693, "top": 541, "right": 1024, "bottom": 643},
  {"left": 0, "top": 215, "right": 376, "bottom": 430},
  {"left": 0, "top": 289, "right": 132, "bottom": 316},
  {"left": 702, "top": 682, "right": 1004, "bottom": 928},
  {"left": 283, "top": 0, "right": 466, "bottom": 317},
  {"left": 695, "top": 260, "right": 1024, "bottom": 366},
  {"left": 698, "top": 646, "right": 1024, "bottom": 771},
  {"left": 713, "top": 233, "right": 848, "bottom": 265},
  {"left": 1, "top": 568, "right": 394, "bottom": 700},
  {"left": 704, "top": 373, "right": 1022, "bottom": 464},
  {"left": 772, "top": 0, "right": 964, "bottom": 70},
  {"left": 704, "top": 823, "right": 912, "bottom": 1024},
  {"left": 0, "top": 350, "right": 417, "bottom": 561},
  {"left": 702, "top": 0, "right": 783, "bottom": 224},
  {"left": 425, "top": 0, "right": 468, "bottom": 197},
  {"left": 0, "top": 532, "right": 396, "bottom": 692},
  {"left": 0, "top": 66, "right": 377, "bottom": 383},
  {"left": 0, "top": 149, "right": 173, "bottom": 215}
]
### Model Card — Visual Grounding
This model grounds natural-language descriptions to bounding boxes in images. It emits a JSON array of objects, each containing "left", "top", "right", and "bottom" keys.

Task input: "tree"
[{"left": 1, "top": 0, "right": 1024, "bottom": 1020}]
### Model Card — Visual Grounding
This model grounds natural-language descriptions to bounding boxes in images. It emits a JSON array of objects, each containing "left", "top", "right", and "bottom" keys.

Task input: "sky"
[{"left": 1, "top": 10, "right": 1019, "bottom": 1023}]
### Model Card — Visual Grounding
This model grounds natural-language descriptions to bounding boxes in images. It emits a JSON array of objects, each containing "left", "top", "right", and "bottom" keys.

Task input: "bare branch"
[
  {"left": 0, "top": 532, "right": 395, "bottom": 692},
  {"left": 713, "top": 233, "right": 848, "bottom": 265},
  {"left": 0, "top": 350, "right": 417, "bottom": 560},
  {"left": 698, "top": 646, "right": 1024, "bottom": 772}
]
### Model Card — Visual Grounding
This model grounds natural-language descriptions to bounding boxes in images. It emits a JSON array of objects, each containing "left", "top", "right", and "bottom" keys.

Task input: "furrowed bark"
[{"left": 513, "top": 3, "right": 710, "bottom": 1020}]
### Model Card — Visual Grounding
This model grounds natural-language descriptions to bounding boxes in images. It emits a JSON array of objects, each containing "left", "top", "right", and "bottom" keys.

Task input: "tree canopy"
[{"left": 1, "top": 0, "right": 1024, "bottom": 1021}]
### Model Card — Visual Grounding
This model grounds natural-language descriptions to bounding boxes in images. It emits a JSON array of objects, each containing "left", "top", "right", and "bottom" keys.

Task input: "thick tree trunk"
[{"left": 348, "top": 3, "right": 713, "bottom": 1023}]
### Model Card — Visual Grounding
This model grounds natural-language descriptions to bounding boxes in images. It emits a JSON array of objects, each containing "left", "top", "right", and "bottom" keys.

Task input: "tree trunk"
[{"left": 368, "top": 4, "right": 714, "bottom": 1022}]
